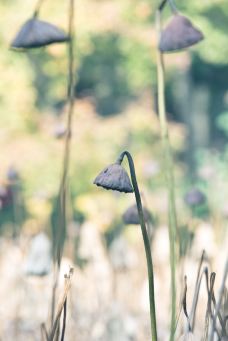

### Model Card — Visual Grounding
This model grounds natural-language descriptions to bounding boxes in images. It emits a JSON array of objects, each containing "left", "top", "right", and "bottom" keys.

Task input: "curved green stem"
[
  {"left": 158, "top": 0, "right": 168, "bottom": 12},
  {"left": 158, "top": 0, "right": 177, "bottom": 13},
  {"left": 33, "top": 0, "right": 46, "bottom": 17},
  {"left": 156, "top": 9, "right": 177, "bottom": 341},
  {"left": 118, "top": 151, "right": 158, "bottom": 341}
]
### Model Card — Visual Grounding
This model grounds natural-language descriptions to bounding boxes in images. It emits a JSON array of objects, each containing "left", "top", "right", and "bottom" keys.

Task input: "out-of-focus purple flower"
[
  {"left": 122, "top": 204, "right": 151, "bottom": 225},
  {"left": 184, "top": 188, "right": 206, "bottom": 207}
]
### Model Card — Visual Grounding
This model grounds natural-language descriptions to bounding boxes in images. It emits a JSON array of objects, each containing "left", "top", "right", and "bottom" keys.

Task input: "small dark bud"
[
  {"left": 123, "top": 204, "right": 151, "bottom": 225},
  {"left": 159, "top": 14, "right": 204, "bottom": 53},
  {"left": 184, "top": 188, "right": 206, "bottom": 207},
  {"left": 94, "top": 163, "right": 133, "bottom": 193},
  {"left": 11, "top": 18, "right": 69, "bottom": 49}
]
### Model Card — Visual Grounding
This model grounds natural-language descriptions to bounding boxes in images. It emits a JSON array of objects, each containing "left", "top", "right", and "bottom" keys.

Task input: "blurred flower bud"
[
  {"left": 123, "top": 204, "right": 151, "bottom": 225},
  {"left": 184, "top": 188, "right": 206, "bottom": 207}
]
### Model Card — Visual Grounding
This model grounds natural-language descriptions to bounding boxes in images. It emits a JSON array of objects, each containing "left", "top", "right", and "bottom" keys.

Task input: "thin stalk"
[
  {"left": 157, "top": 0, "right": 177, "bottom": 13},
  {"left": 60, "top": 299, "right": 67, "bottom": 341},
  {"left": 51, "top": 0, "right": 75, "bottom": 328},
  {"left": 156, "top": 9, "right": 177, "bottom": 341},
  {"left": 56, "top": 0, "right": 75, "bottom": 267},
  {"left": 209, "top": 259, "right": 228, "bottom": 341},
  {"left": 158, "top": 0, "right": 168, "bottom": 12},
  {"left": 168, "top": 0, "right": 178, "bottom": 14},
  {"left": 48, "top": 268, "right": 73, "bottom": 341},
  {"left": 34, "top": 0, "right": 46, "bottom": 17},
  {"left": 118, "top": 151, "right": 157, "bottom": 341},
  {"left": 60, "top": 0, "right": 75, "bottom": 203},
  {"left": 51, "top": 265, "right": 59, "bottom": 327}
]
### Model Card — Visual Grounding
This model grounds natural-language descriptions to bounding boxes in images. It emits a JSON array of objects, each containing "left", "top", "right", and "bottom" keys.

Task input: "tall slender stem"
[
  {"left": 55, "top": 0, "right": 75, "bottom": 267},
  {"left": 61, "top": 0, "right": 75, "bottom": 191},
  {"left": 156, "top": 9, "right": 177, "bottom": 341},
  {"left": 118, "top": 151, "right": 157, "bottom": 341},
  {"left": 50, "top": 0, "right": 75, "bottom": 329}
]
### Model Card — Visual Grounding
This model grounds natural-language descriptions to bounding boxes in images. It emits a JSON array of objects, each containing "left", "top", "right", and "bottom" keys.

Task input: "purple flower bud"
[
  {"left": 11, "top": 18, "right": 69, "bottom": 49},
  {"left": 159, "top": 14, "right": 204, "bottom": 53},
  {"left": 184, "top": 188, "right": 206, "bottom": 207},
  {"left": 123, "top": 204, "right": 151, "bottom": 225}
]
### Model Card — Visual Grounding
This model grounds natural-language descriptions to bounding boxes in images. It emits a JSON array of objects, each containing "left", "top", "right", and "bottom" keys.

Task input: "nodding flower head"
[
  {"left": 159, "top": 14, "right": 204, "bottom": 53},
  {"left": 123, "top": 204, "right": 151, "bottom": 225},
  {"left": 94, "top": 163, "right": 133, "bottom": 193},
  {"left": 11, "top": 18, "right": 69, "bottom": 49},
  {"left": 184, "top": 188, "right": 206, "bottom": 207}
]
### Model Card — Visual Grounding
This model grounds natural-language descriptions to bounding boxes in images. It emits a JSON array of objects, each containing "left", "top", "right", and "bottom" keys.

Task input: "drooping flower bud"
[
  {"left": 94, "top": 163, "right": 133, "bottom": 193},
  {"left": 11, "top": 18, "right": 69, "bottom": 49},
  {"left": 159, "top": 14, "right": 204, "bottom": 53}
]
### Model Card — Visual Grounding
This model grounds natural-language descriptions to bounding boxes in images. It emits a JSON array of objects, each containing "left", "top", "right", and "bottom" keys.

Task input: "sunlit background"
[{"left": 0, "top": 0, "right": 227, "bottom": 340}]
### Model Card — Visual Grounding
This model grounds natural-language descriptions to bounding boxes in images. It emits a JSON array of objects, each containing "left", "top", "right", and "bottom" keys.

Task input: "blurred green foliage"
[
  {"left": 216, "top": 112, "right": 228, "bottom": 136},
  {"left": 179, "top": 0, "right": 228, "bottom": 64},
  {"left": 76, "top": 33, "right": 155, "bottom": 116}
]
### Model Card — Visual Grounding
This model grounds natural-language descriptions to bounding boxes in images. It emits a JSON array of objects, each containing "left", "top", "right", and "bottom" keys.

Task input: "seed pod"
[
  {"left": 94, "top": 163, "right": 133, "bottom": 193},
  {"left": 184, "top": 188, "right": 206, "bottom": 207},
  {"left": 159, "top": 14, "right": 204, "bottom": 53},
  {"left": 11, "top": 18, "right": 69, "bottom": 49},
  {"left": 123, "top": 204, "right": 151, "bottom": 225}
]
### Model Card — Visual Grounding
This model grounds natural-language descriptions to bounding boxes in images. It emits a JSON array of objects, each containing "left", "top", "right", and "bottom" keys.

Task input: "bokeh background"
[{"left": 0, "top": 0, "right": 227, "bottom": 340}]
